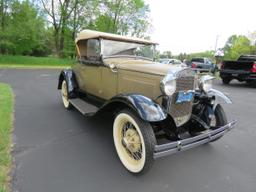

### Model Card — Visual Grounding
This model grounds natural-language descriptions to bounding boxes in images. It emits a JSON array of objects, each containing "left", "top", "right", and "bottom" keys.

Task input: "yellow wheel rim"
[{"left": 61, "top": 81, "right": 70, "bottom": 108}]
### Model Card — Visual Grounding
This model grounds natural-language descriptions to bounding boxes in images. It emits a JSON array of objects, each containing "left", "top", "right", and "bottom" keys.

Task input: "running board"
[{"left": 69, "top": 98, "right": 99, "bottom": 115}]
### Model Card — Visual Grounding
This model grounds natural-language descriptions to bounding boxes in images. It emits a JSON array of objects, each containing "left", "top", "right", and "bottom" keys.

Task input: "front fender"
[
  {"left": 102, "top": 94, "right": 167, "bottom": 122},
  {"left": 207, "top": 88, "right": 232, "bottom": 104},
  {"left": 57, "top": 69, "right": 78, "bottom": 98}
]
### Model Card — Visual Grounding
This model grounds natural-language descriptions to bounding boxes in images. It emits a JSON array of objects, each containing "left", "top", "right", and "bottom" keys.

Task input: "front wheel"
[
  {"left": 113, "top": 109, "right": 156, "bottom": 174},
  {"left": 209, "top": 104, "right": 227, "bottom": 142}
]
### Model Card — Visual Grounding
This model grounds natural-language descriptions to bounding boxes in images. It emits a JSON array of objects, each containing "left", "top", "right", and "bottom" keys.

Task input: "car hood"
[{"left": 104, "top": 58, "right": 186, "bottom": 76}]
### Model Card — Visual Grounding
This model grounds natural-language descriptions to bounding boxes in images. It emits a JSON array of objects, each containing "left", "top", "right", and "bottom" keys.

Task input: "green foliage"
[
  {"left": 171, "top": 51, "right": 215, "bottom": 62},
  {"left": 159, "top": 51, "right": 172, "bottom": 59},
  {"left": 223, "top": 35, "right": 252, "bottom": 60},
  {"left": 0, "top": 0, "right": 49, "bottom": 56},
  {"left": 0, "top": 83, "right": 13, "bottom": 192},
  {"left": 0, "top": 55, "right": 75, "bottom": 66},
  {"left": 186, "top": 51, "right": 215, "bottom": 60},
  {"left": 80, "top": 0, "right": 151, "bottom": 38},
  {"left": 39, "top": 0, "right": 151, "bottom": 57}
]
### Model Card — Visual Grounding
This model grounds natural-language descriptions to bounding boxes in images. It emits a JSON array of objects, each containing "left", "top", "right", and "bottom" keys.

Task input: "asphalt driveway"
[{"left": 0, "top": 69, "right": 255, "bottom": 192}]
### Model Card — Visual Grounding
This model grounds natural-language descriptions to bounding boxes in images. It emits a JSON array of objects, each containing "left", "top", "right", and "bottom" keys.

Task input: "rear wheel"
[
  {"left": 113, "top": 109, "right": 156, "bottom": 174},
  {"left": 61, "top": 80, "right": 72, "bottom": 109},
  {"left": 222, "top": 78, "right": 231, "bottom": 85}
]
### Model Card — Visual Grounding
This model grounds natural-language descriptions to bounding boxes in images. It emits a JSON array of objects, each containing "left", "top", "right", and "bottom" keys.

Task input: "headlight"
[
  {"left": 160, "top": 74, "right": 177, "bottom": 96},
  {"left": 199, "top": 75, "right": 215, "bottom": 92}
]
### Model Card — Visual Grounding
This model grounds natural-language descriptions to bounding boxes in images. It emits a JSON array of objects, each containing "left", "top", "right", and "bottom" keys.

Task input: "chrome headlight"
[
  {"left": 160, "top": 74, "right": 177, "bottom": 96},
  {"left": 199, "top": 75, "right": 215, "bottom": 92}
]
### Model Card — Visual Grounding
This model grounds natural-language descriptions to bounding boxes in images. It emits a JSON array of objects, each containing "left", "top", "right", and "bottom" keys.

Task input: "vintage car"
[{"left": 57, "top": 30, "right": 236, "bottom": 174}]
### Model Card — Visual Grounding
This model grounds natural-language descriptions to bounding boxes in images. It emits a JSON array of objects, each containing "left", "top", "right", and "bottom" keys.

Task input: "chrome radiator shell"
[{"left": 168, "top": 69, "right": 195, "bottom": 126}]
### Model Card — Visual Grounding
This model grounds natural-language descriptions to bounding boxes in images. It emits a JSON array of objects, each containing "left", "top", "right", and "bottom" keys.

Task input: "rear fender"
[{"left": 57, "top": 69, "right": 78, "bottom": 98}]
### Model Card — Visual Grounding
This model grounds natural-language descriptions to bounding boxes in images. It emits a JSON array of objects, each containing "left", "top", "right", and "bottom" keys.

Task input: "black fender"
[
  {"left": 100, "top": 94, "right": 167, "bottom": 122},
  {"left": 57, "top": 69, "right": 78, "bottom": 98}
]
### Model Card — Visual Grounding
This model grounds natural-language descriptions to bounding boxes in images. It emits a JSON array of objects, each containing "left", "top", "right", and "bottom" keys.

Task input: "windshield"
[{"left": 102, "top": 39, "right": 155, "bottom": 60}]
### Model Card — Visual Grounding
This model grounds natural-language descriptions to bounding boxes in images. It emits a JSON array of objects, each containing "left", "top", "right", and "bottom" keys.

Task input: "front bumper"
[{"left": 154, "top": 120, "right": 237, "bottom": 159}]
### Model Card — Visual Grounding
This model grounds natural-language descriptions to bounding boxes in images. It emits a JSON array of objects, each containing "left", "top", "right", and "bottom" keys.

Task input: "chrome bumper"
[{"left": 154, "top": 120, "right": 237, "bottom": 159}]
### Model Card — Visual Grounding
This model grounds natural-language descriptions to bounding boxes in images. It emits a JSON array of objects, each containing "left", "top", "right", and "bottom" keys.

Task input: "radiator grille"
[{"left": 169, "top": 70, "right": 195, "bottom": 126}]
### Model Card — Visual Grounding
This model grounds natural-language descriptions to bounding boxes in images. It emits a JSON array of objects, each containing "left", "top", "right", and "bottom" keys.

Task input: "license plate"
[
  {"left": 232, "top": 74, "right": 238, "bottom": 77},
  {"left": 176, "top": 91, "right": 194, "bottom": 104}
]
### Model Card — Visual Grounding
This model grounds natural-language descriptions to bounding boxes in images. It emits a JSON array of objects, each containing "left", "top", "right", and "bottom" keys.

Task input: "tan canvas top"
[{"left": 75, "top": 29, "right": 158, "bottom": 45}]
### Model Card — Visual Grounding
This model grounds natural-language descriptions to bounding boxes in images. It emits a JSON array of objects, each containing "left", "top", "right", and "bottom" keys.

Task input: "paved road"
[{"left": 0, "top": 69, "right": 256, "bottom": 192}]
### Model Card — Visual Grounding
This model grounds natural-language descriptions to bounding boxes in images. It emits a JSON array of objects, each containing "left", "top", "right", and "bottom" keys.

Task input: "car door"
[
  {"left": 101, "top": 65, "right": 118, "bottom": 100},
  {"left": 73, "top": 39, "right": 103, "bottom": 98},
  {"left": 79, "top": 63, "right": 102, "bottom": 97}
]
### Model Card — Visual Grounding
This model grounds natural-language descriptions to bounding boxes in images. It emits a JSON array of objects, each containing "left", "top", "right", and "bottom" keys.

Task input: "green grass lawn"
[
  {"left": 0, "top": 55, "right": 75, "bottom": 68},
  {"left": 0, "top": 83, "right": 14, "bottom": 192}
]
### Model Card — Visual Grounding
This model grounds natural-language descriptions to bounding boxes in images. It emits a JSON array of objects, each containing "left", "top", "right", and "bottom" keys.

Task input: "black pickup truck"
[{"left": 220, "top": 55, "right": 256, "bottom": 85}]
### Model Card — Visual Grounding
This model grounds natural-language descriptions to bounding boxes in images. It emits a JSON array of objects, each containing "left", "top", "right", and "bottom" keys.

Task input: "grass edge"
[{"left": 0, "top": 83, "right": 14, "bottom": 192}]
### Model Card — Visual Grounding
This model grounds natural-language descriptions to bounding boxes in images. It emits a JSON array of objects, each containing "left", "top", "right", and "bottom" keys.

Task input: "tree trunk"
[
  {"left": 0, "top": 0, "right": 4, "bottom": 29},
  {"left": 59, "top": 24, "right": 65, "bottom": 58},
  {"left": 54, "top": 30, "right": 60, "bottom": 57}
]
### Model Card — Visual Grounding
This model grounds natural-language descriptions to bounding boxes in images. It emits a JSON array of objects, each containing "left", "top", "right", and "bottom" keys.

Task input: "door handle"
[{"left": 109, "top": 64, "right": 118, "bottom": 73}]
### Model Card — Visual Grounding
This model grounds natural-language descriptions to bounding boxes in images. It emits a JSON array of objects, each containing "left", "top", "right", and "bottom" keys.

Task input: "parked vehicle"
[
  {"left": 160, "top": 58, "right": 181, "bottom": 64},
  {"left": 220, "top": 55, "right": 256, "bottom": 85},
  {"left": 159, "top": 58, "right": 187, "bottom": 67},
  {"left": 191, "top": 57, "right": 218, "bottom": 74},
  {"left": 57, "top": 30, "right": 236, "bottom": 174}
]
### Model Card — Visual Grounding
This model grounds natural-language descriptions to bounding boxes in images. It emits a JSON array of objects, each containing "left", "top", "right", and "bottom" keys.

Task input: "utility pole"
[{"left": 214, "top": 35, "right": 219, "bottom": 51}]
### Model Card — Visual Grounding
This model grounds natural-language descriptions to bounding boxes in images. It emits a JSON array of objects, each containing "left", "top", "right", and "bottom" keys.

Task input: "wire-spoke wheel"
[
  {"left": 113, "top": 109, "right": 156, "bottom": 174},
  {"left": 61, "top": 80, "right": 72, "bottom": 109}
]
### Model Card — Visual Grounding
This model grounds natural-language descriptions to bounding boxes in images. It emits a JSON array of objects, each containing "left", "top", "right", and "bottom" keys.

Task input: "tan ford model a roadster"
[{"left": 58, "top": 30, "right": 236, "bottom": 174}]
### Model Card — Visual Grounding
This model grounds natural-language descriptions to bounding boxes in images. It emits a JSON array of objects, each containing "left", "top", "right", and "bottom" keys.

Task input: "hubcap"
[{"left": 121, "top": 122, "right": 142, "bottom": 161}]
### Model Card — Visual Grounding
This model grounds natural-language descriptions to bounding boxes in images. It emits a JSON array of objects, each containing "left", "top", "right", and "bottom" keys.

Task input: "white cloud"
[{"left": 145, "top": 0, "right": 256, "bottom": 54}]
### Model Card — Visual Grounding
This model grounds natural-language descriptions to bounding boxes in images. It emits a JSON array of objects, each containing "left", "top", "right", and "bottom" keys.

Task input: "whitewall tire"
[{"left": 113, "top": 109, "right": 156, "bottom": 174}]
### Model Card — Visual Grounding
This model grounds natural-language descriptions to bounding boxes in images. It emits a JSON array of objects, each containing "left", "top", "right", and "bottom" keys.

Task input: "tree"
[
  {"left": 9, "top": 1, "right": 48, "bottom": 55},
  {"left": 40, "top": 0, "right": 78, "bottom": 57},
  {"left": 0, "top": 0, "right": 10, "bottom": 54},
  {"left": 223, "top": 35, "right": 251, "bottom": 60},
  {"left": 247, "top": 31, "right": 256, "bottom": 55},
  {"left": 159, "top": 51, "right": 172, "bottom": 59},
  {"left": 1, "top": 0, "right": 152, "bottom": 57},
  {"left": 93, "top": 0, "right": 151, "bottom": 37},
  {"left": 0, "top": 0, "right": 8, "bottom": 30},
  {"left": 0, "top": 0, "right": 49, "bottom": 56},
  {"left": 40, "top": 0, "right": 151, "bottom": 57}
]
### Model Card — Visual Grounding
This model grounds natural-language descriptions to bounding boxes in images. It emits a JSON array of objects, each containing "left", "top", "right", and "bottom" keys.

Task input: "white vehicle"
[{"left": 159, "top": 58, "right": 186, "bottom": 67}]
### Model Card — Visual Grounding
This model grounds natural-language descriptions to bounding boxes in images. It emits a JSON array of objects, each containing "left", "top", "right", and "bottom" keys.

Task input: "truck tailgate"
[{"left": 223, "top": 61, "right": 253, "bottom": 71}]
